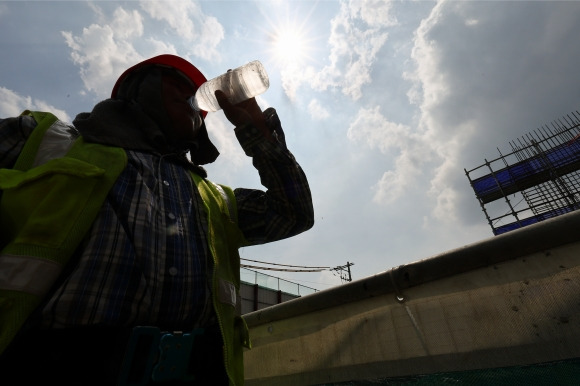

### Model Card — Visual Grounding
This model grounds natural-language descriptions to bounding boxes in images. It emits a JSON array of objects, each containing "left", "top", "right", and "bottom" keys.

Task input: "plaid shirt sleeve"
[{"left": 233, "top": 108, "right": 314, "bottom": 244}]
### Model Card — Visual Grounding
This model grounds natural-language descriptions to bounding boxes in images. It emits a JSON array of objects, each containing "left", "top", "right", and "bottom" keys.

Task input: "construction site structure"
[{"left": 465, "top": 110, "right": 580, "bottom": 235}]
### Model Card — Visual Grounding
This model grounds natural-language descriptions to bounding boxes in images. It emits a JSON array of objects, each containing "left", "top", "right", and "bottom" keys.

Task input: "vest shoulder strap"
[{"left": 13, "top": 111, "right": 59, "bottom": 171}]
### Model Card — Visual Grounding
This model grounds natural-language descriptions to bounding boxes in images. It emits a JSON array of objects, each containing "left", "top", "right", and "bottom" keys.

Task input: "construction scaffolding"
[{"left": 465, "top": 110, "right": 580, "bottom": 235}]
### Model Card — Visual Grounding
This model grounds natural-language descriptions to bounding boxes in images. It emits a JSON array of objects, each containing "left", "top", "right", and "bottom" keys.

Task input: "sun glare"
[
  {"left": 273, "top": 27, "right": 306, "bottom": 65},
  {"left": 259, "top": 2, "right": 321, "bottom": 71}
]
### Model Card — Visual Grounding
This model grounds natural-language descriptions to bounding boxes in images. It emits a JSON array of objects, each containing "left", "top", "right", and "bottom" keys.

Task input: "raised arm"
[{"left": 216, "top": 92, "right": 314, "bottom": 244}]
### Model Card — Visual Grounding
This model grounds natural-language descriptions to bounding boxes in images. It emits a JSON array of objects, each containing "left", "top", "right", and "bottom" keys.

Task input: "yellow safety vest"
[
  {"left": 193, "top": 174, "right": 251, "bottom": 386},
  {"left": 0, "top": 111, "right": 250, "bottom": 385}
]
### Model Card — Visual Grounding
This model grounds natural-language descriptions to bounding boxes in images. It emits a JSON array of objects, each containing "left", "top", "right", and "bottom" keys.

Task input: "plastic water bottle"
[{"left": 190, "top": 60, "right": 270, "bottom": 112}]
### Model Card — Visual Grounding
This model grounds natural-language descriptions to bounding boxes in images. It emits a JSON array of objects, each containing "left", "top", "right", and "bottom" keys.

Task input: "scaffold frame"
[{"left": 465, "top": 111, "right": 580, "bottom": 235}]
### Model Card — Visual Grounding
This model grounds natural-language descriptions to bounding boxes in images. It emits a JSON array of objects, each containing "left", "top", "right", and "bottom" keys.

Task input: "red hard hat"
[{"left": 111, "top": 54, "right": 208, "bottom": 117}]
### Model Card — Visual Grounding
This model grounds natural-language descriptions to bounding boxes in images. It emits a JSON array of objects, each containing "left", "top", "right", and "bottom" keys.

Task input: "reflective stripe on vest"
[
  {"left": 0, "top": 254, "right": 61, "bottom": 297},
  {"left": 32, "top": 119, "right": 77, "bottom": 167}
]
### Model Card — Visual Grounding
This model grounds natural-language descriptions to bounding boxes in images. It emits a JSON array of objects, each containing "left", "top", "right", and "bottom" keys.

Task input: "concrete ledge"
[{"left": 244, "top": 209, "right": 580, "bottom": 327}]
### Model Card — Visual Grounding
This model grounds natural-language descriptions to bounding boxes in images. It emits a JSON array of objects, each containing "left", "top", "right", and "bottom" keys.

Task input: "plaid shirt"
[{"left": 0, "top": 113, "right": 313, "bottom": 330}]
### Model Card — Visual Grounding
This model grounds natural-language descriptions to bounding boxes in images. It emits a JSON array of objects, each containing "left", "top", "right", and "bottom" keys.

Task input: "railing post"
[{"left": 253, "top": 284, "right": 259, "bottom": 311}]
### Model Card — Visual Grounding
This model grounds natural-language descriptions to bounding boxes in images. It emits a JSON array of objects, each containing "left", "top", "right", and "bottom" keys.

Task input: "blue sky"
[{"left": 2, "top": 1, "right": 580, "bottom": 291}]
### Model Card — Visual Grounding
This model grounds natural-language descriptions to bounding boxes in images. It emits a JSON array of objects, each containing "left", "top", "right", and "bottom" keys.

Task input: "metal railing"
[{"left": 240, "top": 268, "right": 318, "bottom": 296}]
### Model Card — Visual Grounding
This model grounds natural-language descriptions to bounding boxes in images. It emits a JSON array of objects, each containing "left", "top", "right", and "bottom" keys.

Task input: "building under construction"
[{"left": 465, "top": 110, "right": 580, "bottom": 235}]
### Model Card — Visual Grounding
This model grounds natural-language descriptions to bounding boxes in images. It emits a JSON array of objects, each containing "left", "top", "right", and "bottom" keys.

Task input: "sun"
[
  {"left": 258, "top": 2, "right": 321, "bottom": 71},
  {"left": 266, "top": 17, "right": 318, "bottom": 70},
  {"left": 273, "top": 26, "right": 307, "bottom": 66}
]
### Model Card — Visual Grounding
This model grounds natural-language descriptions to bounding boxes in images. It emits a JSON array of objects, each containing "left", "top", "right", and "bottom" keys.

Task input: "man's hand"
[{"left": 215, "top": 90, "right": 272, "bottom": 141}]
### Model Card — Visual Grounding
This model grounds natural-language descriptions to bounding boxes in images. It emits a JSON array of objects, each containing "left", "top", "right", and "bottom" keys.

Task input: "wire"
[
  {"left": 240, "top": 264, "right": 326, "bottom": 272},
  {"left": 240, "top": 258, "right": 330, "bottom": 270}
]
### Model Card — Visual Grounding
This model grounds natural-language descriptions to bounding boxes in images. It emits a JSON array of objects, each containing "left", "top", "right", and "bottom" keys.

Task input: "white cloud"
[
  {"left": 204, "top": 113, "right": 247, "bottom": 169},
  {"left": 139, "top": 1, "right": 198, "bottom": 40},
  {"left": 0, "top": 87, "right": 30, "bottom": 117},
  {"left": 308, "top": 99, "right": 330, "bottom": 121},
  {"left": 371, "top": 157, "right": 416, "bottom": 205},
  {"left": 347, "top": 105, "right": 412, "bottom": 154},
  {"left": 61, "top": 2, "right": 225, "bottom": 99},
  {"left": 314, "top": 270, "right": 344, "bottom": 290},
  {"left": 0, "top": 87, "right": 71, "bottom": 122},
  {"left": 279, "top": 64, "right": 303, "bottom": 102},
  {"left": 193, "top": 14, "right": 224, "bottom": 62},
  {"left": 110, "top": 7, "right": 144, "bottom": 40},
  {"left": 61, "top": 6, "right": 145, "bottom": 98},
  {"left": 347, "top": 105, "right": 430, "bottom": 204},
  {"left": 465, "top": 18, "right": 478, "bottom": 27},
  {"left": 146, "top": 38, "right": 179, "bottom": 57},
  {"left": 139, "top": 0, "right": 224, "bottom": 62},
  {"left": 310, "top": 0, "right": 395, "bottom": 100},
  {"left": 354, "top": 0, "right": 398, "bottom": 28}
]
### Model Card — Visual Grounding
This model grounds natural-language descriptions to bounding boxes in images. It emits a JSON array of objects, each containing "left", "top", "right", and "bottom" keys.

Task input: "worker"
[{"left": 0, "top": 54, "right": 314, "bottom": 385}]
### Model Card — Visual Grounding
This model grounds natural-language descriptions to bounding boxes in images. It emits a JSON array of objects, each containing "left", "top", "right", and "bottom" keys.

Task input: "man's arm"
[
  {"left": 233, "top": 108, "right": 314, "bottom": 244},
  {"left": 215, "top": 92, "right": 314, "bottom": 244}
]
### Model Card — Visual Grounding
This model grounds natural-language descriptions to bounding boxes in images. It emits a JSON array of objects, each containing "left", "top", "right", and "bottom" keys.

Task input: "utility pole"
[
  {"left": 346, "top": 261, "right": 352, "bottom": 282},
  {"left": 332, "top": 261, "right": 354, "bottom": 283}
]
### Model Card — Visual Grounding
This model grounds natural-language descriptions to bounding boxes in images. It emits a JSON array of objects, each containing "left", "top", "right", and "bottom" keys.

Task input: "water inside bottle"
[{"left": 189, "top": 60, "right": 269, "bottom": 112}]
